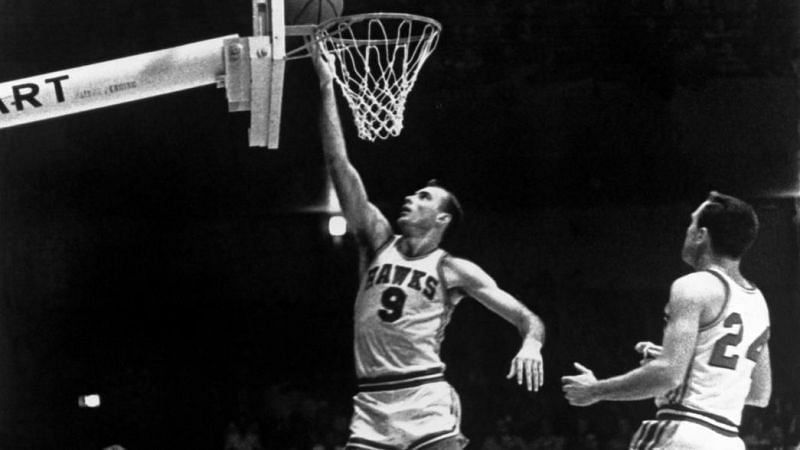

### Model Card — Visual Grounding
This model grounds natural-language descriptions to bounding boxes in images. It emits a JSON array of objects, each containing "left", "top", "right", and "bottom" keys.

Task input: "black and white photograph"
[{"left": 0, "top": 1, "right": 798, "bottom": 448}]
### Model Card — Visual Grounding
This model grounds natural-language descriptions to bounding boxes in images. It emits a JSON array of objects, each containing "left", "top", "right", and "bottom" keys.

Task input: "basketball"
[{"left": 285, "top": 0, "right": 344, "bottom": 25}]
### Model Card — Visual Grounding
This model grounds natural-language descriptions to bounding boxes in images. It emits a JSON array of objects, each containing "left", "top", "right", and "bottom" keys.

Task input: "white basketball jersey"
[
  {"left": 353, "top": 236, "right": 458, "bottom": 379},
  {"left": 656, "top": 269, "right": 770, "bottom": 433}
]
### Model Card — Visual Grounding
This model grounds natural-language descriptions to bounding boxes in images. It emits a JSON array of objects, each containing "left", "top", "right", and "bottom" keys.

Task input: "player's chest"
[{"left": 356, "top": 262, "right": 444, "bottom": 322}]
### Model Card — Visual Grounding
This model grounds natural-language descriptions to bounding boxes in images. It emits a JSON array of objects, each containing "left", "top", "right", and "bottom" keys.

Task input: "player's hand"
[
  {"left": 561, "top": 362, "right": 600, "bottom": 407},
  {"left": 506, "top": 338, "right": 544, "bottom": 392},
  {"left": 634, "top": 341, "right": 663, "bottom": 365},
  {"left": 309, "top": 39, "right": 334, "bottom": 88}
]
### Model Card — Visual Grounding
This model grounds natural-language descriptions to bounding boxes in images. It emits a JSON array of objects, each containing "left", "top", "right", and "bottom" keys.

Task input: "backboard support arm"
[
  {"left": 0, "top": 0, "right": 325, "bottom": 149},
  {"left": 0, "top": 36, "right": 235, "bottom": 130}
]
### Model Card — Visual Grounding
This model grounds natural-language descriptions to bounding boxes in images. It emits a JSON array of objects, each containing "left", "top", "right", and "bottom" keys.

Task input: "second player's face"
[
  {"left": 681, "top": 201, "right": 710, "bottom": 266},
  {"left": 397, "top": 186, "right": 447, "bottom": 230}
]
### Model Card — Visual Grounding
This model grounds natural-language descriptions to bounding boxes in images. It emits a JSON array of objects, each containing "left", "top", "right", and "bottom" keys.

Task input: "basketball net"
[{"left": 314, "top": 13, "right": 441, "bottom": 141}]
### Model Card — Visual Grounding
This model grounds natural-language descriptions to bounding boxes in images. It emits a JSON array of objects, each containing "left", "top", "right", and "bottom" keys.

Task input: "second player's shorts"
[
  {"left": 629, "top": 418, "right": 744, "bottom": 450},
  {"left": 347, "top": 368, "right": 466, "bottom": 450}
]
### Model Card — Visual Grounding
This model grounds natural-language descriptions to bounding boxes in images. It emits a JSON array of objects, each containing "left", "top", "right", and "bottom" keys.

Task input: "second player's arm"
[
  {"left": 745, "top": 344, "right": 772, "bottom": 407},
  {"left": 443, "top": 256, "right": 546, "bottom": 391},
  {"left": 583, "top": 276, "right": 704, "bottom": 402}
]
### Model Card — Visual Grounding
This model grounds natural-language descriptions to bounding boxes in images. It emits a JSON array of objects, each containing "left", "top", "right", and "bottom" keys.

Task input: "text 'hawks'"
[{"left": 364, "top": 264, "right": 439, "bottom": 300}]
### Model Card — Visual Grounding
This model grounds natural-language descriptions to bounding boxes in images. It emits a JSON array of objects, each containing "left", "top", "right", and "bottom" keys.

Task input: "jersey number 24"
[{"left": 709, "top": 312, "right": 770, "bottom": 370}]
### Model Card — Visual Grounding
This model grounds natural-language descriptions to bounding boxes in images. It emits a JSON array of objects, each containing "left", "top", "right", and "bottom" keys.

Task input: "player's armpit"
[{"left": 349, "top": 203, "right": 394, "bottom": 253}]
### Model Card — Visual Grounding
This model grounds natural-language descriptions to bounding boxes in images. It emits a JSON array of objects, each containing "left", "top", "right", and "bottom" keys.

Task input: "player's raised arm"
[
  {"left": 311, "top": 47, "right": 392, "bottom": 252},
  {"left": 442, "top": 256, "right": 546, "bottom": 392}
]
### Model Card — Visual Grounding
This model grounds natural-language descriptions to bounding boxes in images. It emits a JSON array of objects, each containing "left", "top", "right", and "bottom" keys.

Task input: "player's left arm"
[
  {"left": 562, "top": 274, "right": 706, "bottom": 405},
  {"left": 442, "top": 256, "right": 546, "bottom": 391},
  {"left": 745, "top": 342, "right": 771, "bottom": 407}
]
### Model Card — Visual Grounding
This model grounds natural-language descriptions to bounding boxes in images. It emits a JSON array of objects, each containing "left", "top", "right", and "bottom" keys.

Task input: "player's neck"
[
  {"left": 397, "top": 233, "right": 440, "bottom": 257},
  {"left": 702, "top": 257, "right": 755, "bottom": 290},
  {"left": 696, "top": 254, "right": 741, "bottom": 277}
]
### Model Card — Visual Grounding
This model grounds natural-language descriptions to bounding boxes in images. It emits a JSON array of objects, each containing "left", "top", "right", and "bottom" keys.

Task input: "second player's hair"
[{"left": 698, "top": 191, "right": 759, "bottom": 259}]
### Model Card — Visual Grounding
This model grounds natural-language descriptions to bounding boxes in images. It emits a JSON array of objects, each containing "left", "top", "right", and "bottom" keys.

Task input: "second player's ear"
[{"left": 436, "top": 212, "right": 452, "bottom": 227}]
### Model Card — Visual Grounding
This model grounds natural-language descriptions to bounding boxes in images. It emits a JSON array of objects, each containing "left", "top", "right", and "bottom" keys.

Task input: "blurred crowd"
[{"left": 223, "top": 384, "right": 800, "bottom": 450}]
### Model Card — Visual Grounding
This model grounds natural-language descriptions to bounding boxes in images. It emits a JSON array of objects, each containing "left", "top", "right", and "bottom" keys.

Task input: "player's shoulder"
[
  {"left": 670, "top": 271, "right": 726, "bottom": 305},
  {"left": 440, "top": 255, "right": 491, "bottom": 286},
  {"left": 672, "top": 270, "right": 726, "bottom": 289},
  {"left": 441, "top": 254, "right": 482, "bottom": 273}
]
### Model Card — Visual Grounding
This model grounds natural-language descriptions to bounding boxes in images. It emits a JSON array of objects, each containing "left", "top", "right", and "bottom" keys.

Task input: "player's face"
[
  {"left": 397, "top": 186, "right": 448, "bottom": 231},
  {"left": 681, "top": 201, "right": 710, "bottom": 266}
]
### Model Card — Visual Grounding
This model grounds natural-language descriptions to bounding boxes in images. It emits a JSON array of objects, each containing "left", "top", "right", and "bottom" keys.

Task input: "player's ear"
[
  {"left": 696, "top": 227, "right": 709, "bottom": 243},
  {"left": 436, "top": 212, "right": 452, "bottom": 227}
]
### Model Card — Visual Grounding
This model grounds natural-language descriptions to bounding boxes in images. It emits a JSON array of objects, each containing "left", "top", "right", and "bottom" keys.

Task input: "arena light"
[
  {"left": 78, "top": 393, "right": 101, "bottom": 408},
  {"left": 328, "top": 215, "right": 347, "bottom": 237}
]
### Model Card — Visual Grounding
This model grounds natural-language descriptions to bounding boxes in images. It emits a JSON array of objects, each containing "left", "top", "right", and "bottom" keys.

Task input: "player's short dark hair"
[
  {"left": 697, "top": 191, "right": 759, "bottom": 259},
  {"left": 427, "top": 179, "right": 463, "bottom": 237}
]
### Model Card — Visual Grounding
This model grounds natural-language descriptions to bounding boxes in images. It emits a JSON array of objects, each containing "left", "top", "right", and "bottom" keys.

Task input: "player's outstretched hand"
[
  {"left": 561, "top": 362, "right": 600, "bottom": 407},
  {"left": 309, "top": 39, "right": 334, "bottom": 88},
  {"left": 634, "top": 341, "right": 663, "bottom": 365},
  {"left": 506, "top": 338, "right": 544, "bottom": 392}
]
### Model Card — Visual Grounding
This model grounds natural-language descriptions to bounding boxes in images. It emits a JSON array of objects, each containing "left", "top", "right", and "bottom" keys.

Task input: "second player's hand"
[
  {"left": 506, "top": 339, "right": 544, "bottom": 392},
  {"left": 634, "top": 341, "right": 663, "bottom": 365},
  {"left": 561, "top": 362, "right": 600, "bottom": 406}
]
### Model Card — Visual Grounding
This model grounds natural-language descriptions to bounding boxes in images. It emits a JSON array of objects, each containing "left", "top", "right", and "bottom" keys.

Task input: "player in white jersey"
[
  {"left": 562, "top": 191, "right": 771, "bottom": 450},
  {"left": 312, "top": 48, "right": 546, "bottom": 450}
]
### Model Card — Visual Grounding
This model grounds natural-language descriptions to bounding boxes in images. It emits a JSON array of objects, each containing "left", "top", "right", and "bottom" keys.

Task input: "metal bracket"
[
  {"left": 220, "top": 38, "right": 250, "bottom": 112},
  {"left": 217, "top": 0, "right": 286, "bottom": 148}
]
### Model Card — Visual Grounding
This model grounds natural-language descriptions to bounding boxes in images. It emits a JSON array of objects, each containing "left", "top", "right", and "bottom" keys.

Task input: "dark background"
[{"left": 0, "top": 0, "right": 799, "bottom": 448}]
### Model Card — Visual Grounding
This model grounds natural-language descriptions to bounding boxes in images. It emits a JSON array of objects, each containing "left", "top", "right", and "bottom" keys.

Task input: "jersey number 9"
[{"left": 378, "top": 287, "right": 407, "bottom": 323}]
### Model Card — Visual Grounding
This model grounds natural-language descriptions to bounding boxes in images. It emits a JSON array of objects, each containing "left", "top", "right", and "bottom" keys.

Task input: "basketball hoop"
[{"left": 312, "top": 13, "right": 441, "bottom": 142}]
